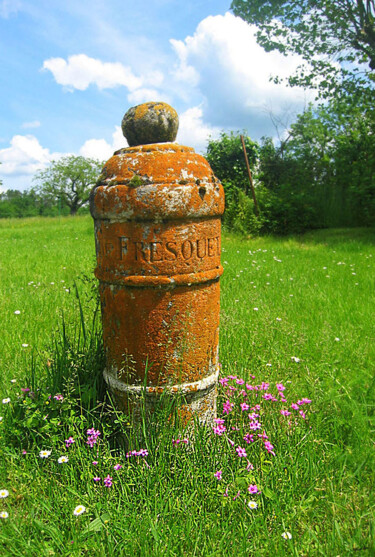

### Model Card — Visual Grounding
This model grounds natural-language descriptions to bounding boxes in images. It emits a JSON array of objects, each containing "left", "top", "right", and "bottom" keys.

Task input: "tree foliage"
[
  {"left": 0, "top": 189, "right": 37, "bottom": 218},
  {"left": 231, "top": 0, "right": 375, "bottom": 100},
  {"left": 205, "top": 131, "right": 258, "bottom": 199},
  {"left": 205, "top": 132, "right": 263, "bottom": 234},
  {"left": 205, "top": 99, "right": 375, "bottom": 235},
  {"left": 33, "top": 155, "right": 102, "bottom": 215},
  {"left": 0, "top": 188, "right": 71, "bottom": 218},
  {"left": 258, "top": 100, "right": 375, "bottom": 231}
]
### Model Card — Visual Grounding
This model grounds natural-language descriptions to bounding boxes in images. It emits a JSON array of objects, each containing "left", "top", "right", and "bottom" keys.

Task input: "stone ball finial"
[{"left": 122, "top": 102, "right": 179, "bottom": 147}]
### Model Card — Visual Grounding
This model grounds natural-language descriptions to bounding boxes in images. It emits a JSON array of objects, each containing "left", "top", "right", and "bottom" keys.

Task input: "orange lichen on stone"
[
  {"left": 90, "top": 106, "right": 224, "bottom": 427},
  {"left": 133, "top": 102, "right": 177, "bottom": 121}
]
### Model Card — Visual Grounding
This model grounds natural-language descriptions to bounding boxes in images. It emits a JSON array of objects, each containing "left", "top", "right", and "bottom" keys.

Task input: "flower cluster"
[
  {"left": 213, "top": 418, "right": 226, "bottom": 435},
  {"left": 126, "top": 448, "right": 149, "bottom": 458},
  {"left": 86, "top": 428, "right": 101, "bottom": 448},
  {"left": 212, "top": 373, "right": 311, "bottom": 505},
  {"left": 103, "top": 475, "right": 112, "bottom": 487},
  {"left": 172, "top": 438, "right": 188, "bottom": 446},
  {"left": 65, "top": 436, "right": 75, "bottom": 448}
]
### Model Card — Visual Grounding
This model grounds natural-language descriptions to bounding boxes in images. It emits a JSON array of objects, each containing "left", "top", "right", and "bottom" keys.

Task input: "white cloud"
[
  {"left": 178, "top": 106, "right": 220, "bottom": 153},
  {"left": 42, "top": 54, "right": 165, "bottom": 97},
  {"left": 2, "top": 12, "right": 317, "bottom": 192},
  {"left": 127, "top": 88, "right": 167, "bottom": 105},
  {"left": 0, "top": 127, "right": 126, "bottom": 188},
  {"left": 79, "top": 126, "right": 126, "bottom": 160},
  {"left": 170, "top": 39, "right": 200, "bottom": 88},
  {"left": 21, "top": 120, "right": 41, "bottom": 129},
  {"left": 43, "top": 54, "right": 143, "bottom": 92},
  {"left": 79, "top": 138, "right": 114, "bottom": 161},
  {"left": 170, "top": 13, "right": 312, "bottom": 136},
  {"left": 0, "top": 135, "right": 61, "bottom": 177}
]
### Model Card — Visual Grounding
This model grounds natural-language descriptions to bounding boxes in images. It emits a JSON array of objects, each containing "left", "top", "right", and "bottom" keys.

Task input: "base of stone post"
[{"left": 103, "top": 368, "right": 219, "bottom": 429}]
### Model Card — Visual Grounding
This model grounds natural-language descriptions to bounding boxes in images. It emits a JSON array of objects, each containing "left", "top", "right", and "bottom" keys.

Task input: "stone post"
[{"left": 90, "top": 102, "right": 224, "bottom": 426}]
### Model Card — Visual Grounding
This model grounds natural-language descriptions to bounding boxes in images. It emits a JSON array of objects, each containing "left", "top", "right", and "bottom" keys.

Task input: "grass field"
[{"left": 0, "top": 216, "right": 374, "bottom": 556}]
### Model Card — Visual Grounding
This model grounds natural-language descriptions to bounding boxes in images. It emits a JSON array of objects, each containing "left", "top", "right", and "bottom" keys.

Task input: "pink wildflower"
[
  {"left": 219, "top": 377, "right": 229, "bottom": 386},
  {"left": 291, "top": 403, "right": 299, "bottom": 410},
  {"left": 65, "top": 437, "right": 75, "bottom": 448},
  {"left": 87, "top": 427, "right": 101, "bottom": 436},
  {"left": 214, "top": 470, "right": 222, "bottom": 481},
  {"left": 248, "top": 484, "right": 259, "bottom": 494},
  {"left": 93, "top": 476, "right": 101, "bottom": 482},
  {"left": 114, "top": 464, "right": 123, "bottom": 471},
  {"left": 249, "top": 420, "right": 261, "bottom": 431},
  {"left": 280, "top": 409, "right": 291, "bottom": 416},
  {"left": 53, "top": 394, "right": 64, "bottom": 401},
  {"left": 103, "top": 475, "right": 112, "bottom": 487},
  {"left": 236, "top": 446, "right": 247, "bottom": 458},
  {"left": 236, "top": 378, "right": 245, "bottom": 385},
  {"left": 233, "top": 490, "right": 241, "bottom": 500},
  {"left": 276, "top": 383, "right": 285, "bottom": 391},
  {"left": 244, "top": 433, "right": 254, "bottom": 444},
  {"left": 263, "top": 393, "right": 274, "bottom": 400},
  {"left": 214, "top": 418, "right": 225, "bottom": 425},
  {"left": 86, "top": 428, "right": 101, "bottom": 448},
  {"left": 240, "top": 402, "right": 250, "bottom": 411},
  {"left": 172, "top": 439, "right": 187, "bottom": 447},
  {"left": 299, "top": 410, "right": 306, "bottom": 419},
  {"left": 264, "top": 440, "right": 275, "bottom": 456},
  {"left": 223, "top": 400, "right": 234, "bottom": 414}
]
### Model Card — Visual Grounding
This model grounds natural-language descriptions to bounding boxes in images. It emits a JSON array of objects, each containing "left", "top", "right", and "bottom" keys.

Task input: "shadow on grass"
[{"left": 296, "top": 227, "right": 375, "bottom": 247}]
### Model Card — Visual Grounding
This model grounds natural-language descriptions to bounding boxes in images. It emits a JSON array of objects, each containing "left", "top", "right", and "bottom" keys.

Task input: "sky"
[{"left": 0, "top": 0, "right": 312, "bottom": 192}]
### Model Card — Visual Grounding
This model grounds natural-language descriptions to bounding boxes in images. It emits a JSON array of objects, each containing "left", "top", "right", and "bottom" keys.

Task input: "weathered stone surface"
[
  {"left": 122, "top": 102, "right": 179, "bottom": 146},
  {"left": 91, "top": 104, "right": 224, "bottom": 428}
]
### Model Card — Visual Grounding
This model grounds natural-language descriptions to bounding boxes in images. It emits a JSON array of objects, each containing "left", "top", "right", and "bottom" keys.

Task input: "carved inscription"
[{"left": 117, "top": 236, "right": 220, "bottom": 263}]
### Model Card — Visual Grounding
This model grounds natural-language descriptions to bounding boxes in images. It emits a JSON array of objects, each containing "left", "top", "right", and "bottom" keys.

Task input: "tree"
[
  {"left": 258, "top": 100, "right": 375, "bottom": 229},
  {"left": 33, "top": 155, "right": 103, "bottom": 215},
  {"left": 205, "top": 132, "right": 262, "bottom": 235},
  {"left": 205, "top": 131, "right": 258, "bottom": 196},
  {"left": 231, "top": 0, "right": 375, "bottom": 100}
]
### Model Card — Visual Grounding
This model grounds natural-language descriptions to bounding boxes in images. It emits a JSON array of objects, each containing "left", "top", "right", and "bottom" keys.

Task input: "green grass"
[{"left": 0, "top": 216, "right": 374, "bottom": 556}]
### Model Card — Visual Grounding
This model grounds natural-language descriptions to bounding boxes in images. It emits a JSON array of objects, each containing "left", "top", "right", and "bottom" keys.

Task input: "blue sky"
[{"left": 0, "top": 0, "right": 311, "bottom": 191}]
